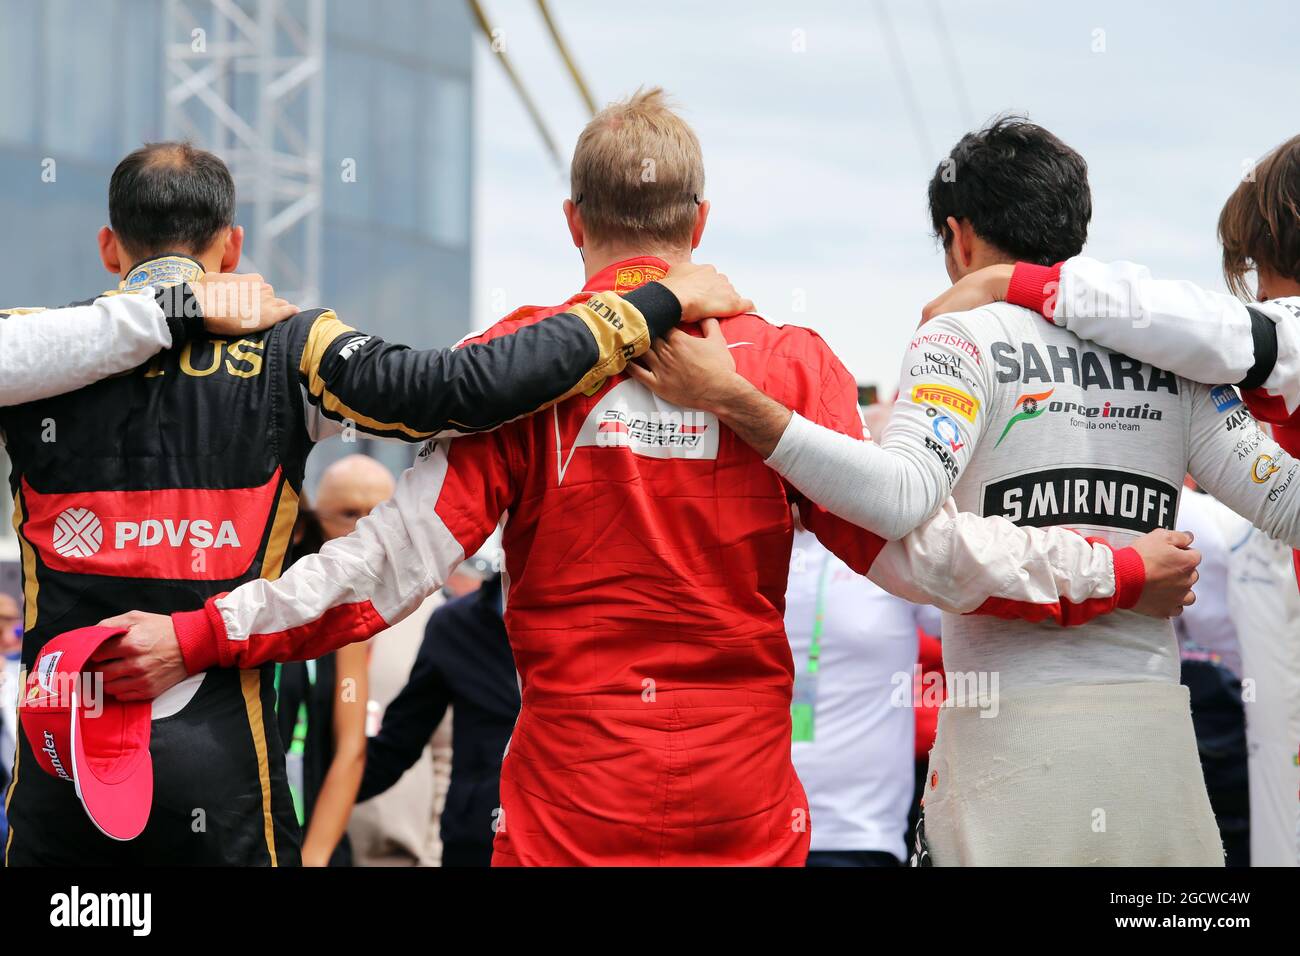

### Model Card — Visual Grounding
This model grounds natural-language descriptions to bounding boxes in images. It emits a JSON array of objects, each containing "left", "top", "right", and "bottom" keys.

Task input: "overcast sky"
[{"left": 473, "top": 0, "right": 1299, "bottom": 392}]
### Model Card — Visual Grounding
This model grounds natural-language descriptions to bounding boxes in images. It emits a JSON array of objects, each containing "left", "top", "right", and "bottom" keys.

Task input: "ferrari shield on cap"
[{"left": 19, "top": 625, "right": 154, "bottom": 841}]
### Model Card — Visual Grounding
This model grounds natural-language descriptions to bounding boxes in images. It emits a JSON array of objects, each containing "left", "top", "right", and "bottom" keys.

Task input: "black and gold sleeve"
[{"left": 291, "top": 282, "right": 681, "bottom": 440}]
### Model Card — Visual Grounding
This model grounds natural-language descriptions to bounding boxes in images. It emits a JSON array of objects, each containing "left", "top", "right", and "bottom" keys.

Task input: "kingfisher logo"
[
  {"left": 995, "top": 389, "right": 1054, "bottom": 446},
  {"left": 557, "top": 379, "right": 719, "bottom": 483},
  {"left": 52, "top": 508, "right": 103, "bottom": 557},
  {"left": 22, "top": 475, "right": 282, "bottom": 580}
]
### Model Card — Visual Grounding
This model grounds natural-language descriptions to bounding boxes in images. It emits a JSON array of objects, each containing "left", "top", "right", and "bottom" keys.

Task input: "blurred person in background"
[
  {"left": 786, "top": 517, "right": 941, "bottom": 866},
  {"left": 864, "top": 391, "right": 951, "bottom": 845},
  {"left": 357, "top": 560, "right": 519, "bottom": 868},
  {"left": 909, "top": 624, "right": 945, "bottom": 844},
  {"left": 1227, "top": 510, "right": 1300, "bottom": 866},
  {"left": 0, "top": 593, "right": 21, "bottom": 849},
  {"left": 275, "top": 455, "right": 391, "bottom": 866},
  {"left": 1175, "top": 482, "right": 1251, "bottom": 866},
  {"left": 348, "top": 586, "right": 444, "bottom": 867},
  {"left": 787, "top": 399, "right": 942, "bottom": 866},
  {"left": 862, "top": 400, "right": 942, "bottom": 841},
  {"left": 346, "top": 528, "right": 502, "bottom": 866}
]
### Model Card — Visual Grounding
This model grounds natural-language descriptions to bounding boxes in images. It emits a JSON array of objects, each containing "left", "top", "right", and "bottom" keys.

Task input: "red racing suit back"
[
  {"left": 448, "top": 262, "right": 870, "bottom": 865},
  {"left": 175, "top": 256, "right": 1138, "bottom": 865}
]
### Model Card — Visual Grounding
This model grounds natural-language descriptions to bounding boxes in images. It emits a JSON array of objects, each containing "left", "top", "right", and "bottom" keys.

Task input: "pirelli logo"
[{"left": 913, "top": 384, "right": 979, "bottom": 423}]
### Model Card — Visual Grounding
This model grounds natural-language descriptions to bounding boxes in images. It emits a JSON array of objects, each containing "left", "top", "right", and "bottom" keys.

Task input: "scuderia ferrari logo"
[{"left": 557, "top": 379, "right": 719, "bottom": 483}]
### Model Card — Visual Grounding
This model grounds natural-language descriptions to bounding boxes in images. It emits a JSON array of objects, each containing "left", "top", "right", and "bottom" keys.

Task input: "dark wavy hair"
[{"left": 928, "top": 115, "right": 1091, "bottom": 266}]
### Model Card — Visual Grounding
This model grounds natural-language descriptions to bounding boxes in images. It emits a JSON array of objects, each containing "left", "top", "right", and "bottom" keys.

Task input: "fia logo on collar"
[{"left": 121, "top": 256, "right": 204, "bottom": 291}]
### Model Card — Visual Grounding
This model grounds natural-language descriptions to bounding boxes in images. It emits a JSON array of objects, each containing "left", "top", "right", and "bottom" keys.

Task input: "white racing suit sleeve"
[
  {"left": 171, "top": 437, "right": 512, "bottom": 672},
  {"left": 866, "top": 502, "right": 1132, "bottom": 621},
  {"left": 767, "top": 315, "right": 989, "bottom": 540},
  {"left": 1013, "top": 256, "right": 1300, "bottom": 421},
  {"left": 0, "top": 290, "right": 172, "bottom": 406},
  {"left": 1187, "top": 383, "right": 1300, "bottom": 550},
  {"left": 802, "top": 496, "right": 1140, "bottom": 626}
]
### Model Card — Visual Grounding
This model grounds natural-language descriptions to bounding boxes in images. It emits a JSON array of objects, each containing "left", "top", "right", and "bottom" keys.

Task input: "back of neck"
[{"left": 582, "top": 244, "right": 691, "bottom": 282}]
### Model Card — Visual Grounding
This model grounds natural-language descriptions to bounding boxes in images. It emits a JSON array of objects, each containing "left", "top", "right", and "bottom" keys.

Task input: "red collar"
[{"left": 582, "top": 256, "right": 670, "bottom": 295}]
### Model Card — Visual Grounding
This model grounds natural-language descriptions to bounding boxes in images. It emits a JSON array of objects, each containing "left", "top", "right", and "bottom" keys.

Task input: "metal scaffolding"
[{"left": 163, "top": 0, "right": 326, "bottom": 305}]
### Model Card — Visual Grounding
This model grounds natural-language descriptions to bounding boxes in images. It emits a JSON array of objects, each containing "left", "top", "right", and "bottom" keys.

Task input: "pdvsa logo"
[
  {"left": 25, "top": 475, "right": 280, "bottom": 581},
  {"left": 115, "top": 518, "right": 242, "bottom": 550},
  {"left": 52, "top": 508, "right": 103, "bottom": 558},
  {"left": 50, "top": 507, "right": 242, "bottom": 559}
]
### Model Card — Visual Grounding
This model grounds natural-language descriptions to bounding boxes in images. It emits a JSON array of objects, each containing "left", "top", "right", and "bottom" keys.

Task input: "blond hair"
[{"left": 570, "top": 87, "right": 705, "bottom": 247}]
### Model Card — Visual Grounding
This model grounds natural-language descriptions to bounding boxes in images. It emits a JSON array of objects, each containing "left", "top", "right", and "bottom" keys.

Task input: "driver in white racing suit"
[{"left": 631, "top": 119, "right": 1300, "bottom": 865}]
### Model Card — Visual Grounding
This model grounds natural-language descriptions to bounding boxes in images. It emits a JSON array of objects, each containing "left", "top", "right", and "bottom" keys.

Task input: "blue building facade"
[{"left": 0, "top": 0, "right": 476, "bottom": 545}]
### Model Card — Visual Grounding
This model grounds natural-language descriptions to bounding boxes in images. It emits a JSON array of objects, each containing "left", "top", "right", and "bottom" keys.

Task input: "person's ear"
[
  {"left": 945, "top": 216, "right": 974, "bottom": 270},
  {"left": 98, "top": 226, "right": 123, "bottom": 275},
  {"left": 563, "top": 198, "right": 584, "bottom": 249},
  {"left": 690, "top": 200, "right": 710, "bottom": 250},
  {"left": 219, "top": 225, "right": 244, "bottom": 272}
]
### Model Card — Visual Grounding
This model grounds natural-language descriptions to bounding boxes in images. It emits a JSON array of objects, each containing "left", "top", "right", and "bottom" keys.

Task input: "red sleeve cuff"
[
  {"left": 172, "top": 598, "right": 228, "bottom": 674},
  {"left": 1109, "top": 545, "right": 1146, "bottom": 610},
  {"left": 1006, "top": 261, "right": 1063, "bottom": 321}
]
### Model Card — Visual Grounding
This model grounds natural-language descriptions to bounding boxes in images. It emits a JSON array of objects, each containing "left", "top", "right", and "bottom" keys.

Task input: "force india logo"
[{"left": 994, "top": 388, "right": 1166, "bottom": 447}]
